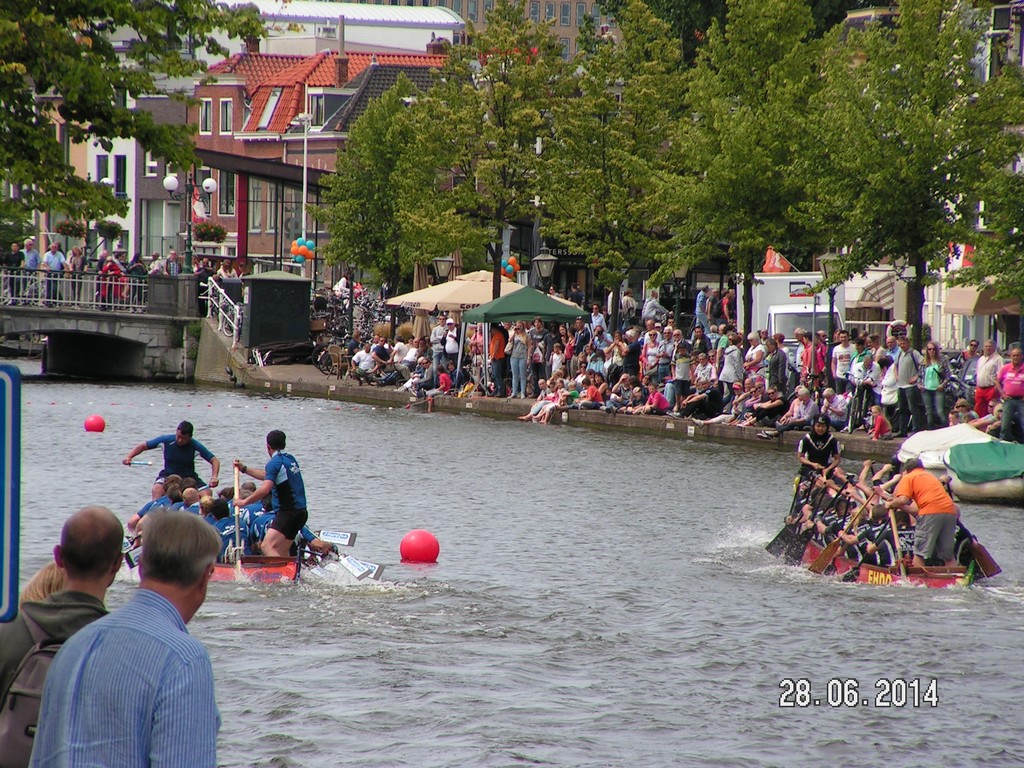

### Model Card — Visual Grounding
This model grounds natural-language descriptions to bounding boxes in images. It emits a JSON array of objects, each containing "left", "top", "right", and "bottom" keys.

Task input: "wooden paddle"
[
  {"left": 232, "top": 465, "right": 243, "bottom": 577},
  {"left": 888, "top": 508, "right": 908, "bottom": 579},
  {"left": 808, "top": 492, "right": 876, "bottom": 574}
]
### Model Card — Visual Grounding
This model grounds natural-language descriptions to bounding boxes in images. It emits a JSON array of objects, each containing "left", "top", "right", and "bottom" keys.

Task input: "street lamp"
[
  {"left": 532, "top": 246, "right": 558, "bottom": 291},
  {"left": 819, "top": 251, "right": 841, "bottom": 385},
  {"left": 291, "top": 112, "right": 313, "bottom": 279},
  {"left": 162, "top": 169, "right": 217, "bottom": 274},
  {"left": 433, "top": 255, "right": 455, "bottom": 282}
]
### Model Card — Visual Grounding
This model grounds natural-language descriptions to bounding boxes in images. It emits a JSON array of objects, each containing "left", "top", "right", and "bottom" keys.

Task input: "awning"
[
  {"left": 943, "top": 286, "right": 1020, "bottom": 316},
  {"left": 844, "top": 269, "right": 897, "bottom": 310}
]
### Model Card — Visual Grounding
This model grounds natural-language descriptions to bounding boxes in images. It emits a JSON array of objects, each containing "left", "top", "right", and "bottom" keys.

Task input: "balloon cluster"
[
  {"left": 501, "top": 254, "right": 520, "bottom": 279},
  {"left": 290, "top": 238, "right": 315, "bottom": 264}
]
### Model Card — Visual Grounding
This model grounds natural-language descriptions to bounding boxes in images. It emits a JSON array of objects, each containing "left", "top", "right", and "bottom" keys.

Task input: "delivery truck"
[{"left": 737, "top": 272, "right": 845, "bottom": 340}]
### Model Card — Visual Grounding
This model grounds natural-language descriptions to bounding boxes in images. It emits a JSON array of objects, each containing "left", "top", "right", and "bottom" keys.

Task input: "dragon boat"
[{"left": 795, "top": 539, "right": 979, "bottom": 588}]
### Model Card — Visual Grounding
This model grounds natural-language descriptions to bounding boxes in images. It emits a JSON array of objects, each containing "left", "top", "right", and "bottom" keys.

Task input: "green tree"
[
  {"left": 543, "top": 0, "right": 685, "bottom": 328},
  {"left": 406, "top": 0, "right": 572, "bottom": 299},
  {"left": 670, "top": 0, "right": 822, "bottom": 333},
  {"left": 802, "top": 0, "right": 1024, "bottom": 348},
  {"left": 315, "top": 76, "right": 445, "bottom": 294},
  {"left": 0, "top": 0, "right": 262, "bottom": 221}
]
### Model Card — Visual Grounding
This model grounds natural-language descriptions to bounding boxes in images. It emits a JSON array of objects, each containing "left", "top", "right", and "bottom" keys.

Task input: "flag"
[{"left": 763, "top": 245, "right": 794, "bottom": 273}]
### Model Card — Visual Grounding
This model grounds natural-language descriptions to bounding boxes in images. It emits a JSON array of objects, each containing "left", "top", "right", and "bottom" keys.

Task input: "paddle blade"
[
  {"left": 969, "top": 541, "right": 1002, "bottom": 578},
  {"left": 808, "top": 539, "right": 842, "bottom": 574},
  {"left": 319, "top": 530, "right": 357, "bottom": 548},
  {"left": 339, "top": 554, "right": 373, "bottom": 580},
  {"left": 766, "top": 527, "right": 796, "bottom": 557}
]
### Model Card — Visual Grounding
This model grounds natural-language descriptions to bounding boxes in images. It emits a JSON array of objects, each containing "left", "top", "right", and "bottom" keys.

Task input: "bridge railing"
[
  {"left": 1, "top": 268, "right": 149, "bottom": 313},
  {"left": 206, "top": 277, "right": 242, "bottom": 346}
]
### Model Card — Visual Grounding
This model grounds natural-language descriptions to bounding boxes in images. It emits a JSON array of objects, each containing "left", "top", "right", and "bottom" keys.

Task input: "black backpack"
[
  {"left": 0, "top": 615, "right": 62, "bottom": 768},
  {"left": 708, "top": 297, "right": 723, "bottom": 318}
]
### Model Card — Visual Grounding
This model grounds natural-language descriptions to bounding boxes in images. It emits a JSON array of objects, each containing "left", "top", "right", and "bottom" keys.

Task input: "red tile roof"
[
  {"left": 238, "top": 50, "right": 446, "bottom": 134},
  {"left": 207, "top": 52, "right": 307, "bottom": 96}
]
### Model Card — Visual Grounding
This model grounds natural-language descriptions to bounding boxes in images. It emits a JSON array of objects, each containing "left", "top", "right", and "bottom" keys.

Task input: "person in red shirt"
[{"left": 996, "top": 345, "right": 1024, "bottom": 443}]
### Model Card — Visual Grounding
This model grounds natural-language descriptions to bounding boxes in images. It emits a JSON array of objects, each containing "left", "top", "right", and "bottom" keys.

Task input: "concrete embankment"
[{"left": 194, "top": 319, "right": 898, "bottom": 462}]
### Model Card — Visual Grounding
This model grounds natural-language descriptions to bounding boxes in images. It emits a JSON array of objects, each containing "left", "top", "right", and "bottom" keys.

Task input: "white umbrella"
[{"left": 386, "top": 270, "right": 524, "bottom": 312}]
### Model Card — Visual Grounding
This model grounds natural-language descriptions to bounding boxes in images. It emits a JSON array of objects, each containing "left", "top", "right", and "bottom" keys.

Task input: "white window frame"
[
  {"left": 219, "top": 99, "right": 233, "bottom": 134},
  {"left": 199, "top": 99, "right": 213, "bottom": 134},
  {"left": 144, "top": 151, "right": 159, "bottom": 177}
]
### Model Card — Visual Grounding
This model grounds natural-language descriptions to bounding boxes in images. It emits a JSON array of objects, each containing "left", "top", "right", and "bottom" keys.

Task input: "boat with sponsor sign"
[
  {"left": 211, "top": 555, "right": 299, "bottom": 583},
  {"left": 796, "top": 539, "right": 978, "bottom": 588}
]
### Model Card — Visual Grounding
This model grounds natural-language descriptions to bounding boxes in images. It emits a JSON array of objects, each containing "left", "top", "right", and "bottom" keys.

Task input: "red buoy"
[
  {"left": 84, "top": 414, "right": 106, "bottom": 433},
  {"left": 400, "top": 529, "right": 439, "bottom": 563}
]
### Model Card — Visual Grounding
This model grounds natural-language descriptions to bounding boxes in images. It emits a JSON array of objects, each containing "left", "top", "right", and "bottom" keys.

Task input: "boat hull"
[
  {"left": 212, "top": 556, "right": 298, "bottom": 583},
  {"left": 797, "top": 541, "right": 972, "bottom": 587},
  {"left": 856, "top": 563, "right": 972, "bottom": 588}
]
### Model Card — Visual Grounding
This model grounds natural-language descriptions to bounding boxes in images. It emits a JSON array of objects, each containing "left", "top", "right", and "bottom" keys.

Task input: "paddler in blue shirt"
[
  {"left": 123, "top": 420, "right": 221, "bottom": 501},
  {"left": 233, "top": 430, "right": 308, "bottom": 558}
]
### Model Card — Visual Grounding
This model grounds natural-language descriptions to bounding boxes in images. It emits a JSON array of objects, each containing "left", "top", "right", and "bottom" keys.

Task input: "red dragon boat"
[
  {"left": 797, "top": 539, "right": 977, "bottom": 588},
  {"left": 211, "top": 556, "right": 299, "bottom": 583}
]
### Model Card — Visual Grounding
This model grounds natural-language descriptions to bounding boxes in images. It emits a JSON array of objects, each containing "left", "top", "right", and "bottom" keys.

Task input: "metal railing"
[
  {"left": 206, "top": 277, "right": 242, "bottom": 346},
  {"left": 0, "top": 268, "right": 149, "bottom": 313}
]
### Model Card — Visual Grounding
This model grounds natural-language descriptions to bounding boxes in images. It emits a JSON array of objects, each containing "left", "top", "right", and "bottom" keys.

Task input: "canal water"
[{"left": 9, "top": 361, "right": 1024, "bottom": 767}]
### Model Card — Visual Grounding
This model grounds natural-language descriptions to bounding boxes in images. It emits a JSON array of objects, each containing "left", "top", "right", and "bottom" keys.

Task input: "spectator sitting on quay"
[{"left": 757, "top": 386, "right": 819, "bottom": 439}]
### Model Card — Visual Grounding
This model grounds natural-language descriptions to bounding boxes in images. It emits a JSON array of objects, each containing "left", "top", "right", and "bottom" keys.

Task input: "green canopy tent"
[
  {"left": 463, "top": 288, "right": 582, "bottom": 395},
  {"left": 463, "top": 286, "right": 582, "bottom": 324}
]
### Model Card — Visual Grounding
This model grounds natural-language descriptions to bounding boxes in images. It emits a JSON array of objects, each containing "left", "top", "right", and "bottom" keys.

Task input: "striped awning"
[
  {"left": 944, "top": 286, "right": 1020, "bottom": 316},
  {"left": 844, "top": 269, "right": 897, "bottom": 310}
]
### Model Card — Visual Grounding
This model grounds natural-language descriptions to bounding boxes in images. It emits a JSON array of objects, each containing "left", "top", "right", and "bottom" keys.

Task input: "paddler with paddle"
[
  {"left": 233, "top": 430, "right": 308, "bottom": 558},
  {"left": 123, "top": 420, "right": 221, "bottom": 501},
  {"left": 795, "top": 415, "right": 842, "bottom": 479},
  {"left": 885, "top": 457, "right": 959, "bottom": 568}
]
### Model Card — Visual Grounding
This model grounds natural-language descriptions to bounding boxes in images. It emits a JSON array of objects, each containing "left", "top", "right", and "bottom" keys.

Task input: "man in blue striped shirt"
[{"left": 31, "top": 512, "right": 222, "bottom": 768}]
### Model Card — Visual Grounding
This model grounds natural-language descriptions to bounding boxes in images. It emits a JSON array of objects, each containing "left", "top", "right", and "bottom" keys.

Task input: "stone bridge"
[{"left": 0, "top": 270, "right": 201, "bottom": 379}]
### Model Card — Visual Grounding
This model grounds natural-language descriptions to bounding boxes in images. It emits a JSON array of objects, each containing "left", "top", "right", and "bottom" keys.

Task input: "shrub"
[{"left": 193, "top": 222, "right": 227, "bottom": 243}]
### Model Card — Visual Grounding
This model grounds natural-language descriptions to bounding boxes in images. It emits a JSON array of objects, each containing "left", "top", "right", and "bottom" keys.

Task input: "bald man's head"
[{"left": 58, "top": 506, "right": 124, "bottom": 579}]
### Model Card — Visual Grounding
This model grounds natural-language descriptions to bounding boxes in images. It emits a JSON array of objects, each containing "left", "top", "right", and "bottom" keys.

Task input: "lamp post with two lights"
[{"left": 162, "top": 170, "right": 217, "bottom": 274}]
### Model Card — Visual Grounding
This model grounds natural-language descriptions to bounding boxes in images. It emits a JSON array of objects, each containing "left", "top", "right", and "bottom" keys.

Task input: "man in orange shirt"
[{"left": 886, "top": 458, "right": 958, "bottom": 567}]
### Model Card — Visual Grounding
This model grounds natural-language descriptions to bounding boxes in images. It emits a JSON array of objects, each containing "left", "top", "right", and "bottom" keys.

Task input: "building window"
[
  {"left": 144, "top": 151, "right": 159, "bottom": 177},
  {"left": 467, "top": 0, "right": 477, "bottom": 21},
  {"left": 257, "top": 88, "right": 282, "bottom": 131},
  {"left": 560, "top": 2, "right": 570, "bottom": 25},
  {"left": 529, "top": 1, "right": 540, "bottom": 22},
  {"left": 575, "top": 2, "right": 586, "bottom": 25},
  {"left": 219, "top": 171, "right": 236, "bottom": 216},
  {"left": 266, "top": 184, "right": 279, "bottom": 233},
  {"left": 452, "top": 0, "right": 462, "bottom": 14},
  {"left": 249, "top": 179, "right": 262, "bottom": 232},
  {"left": 200, "top": 99, "right": 213, "bottom": 133},
  {"left": 484, "top": 0, "right": 493, "bottom": 13},
  {"left": 591, "top": 2, "right": 600, "bottom": 22},
  {"left": 545, "top": 2, "right": 554, "bottom": 20},
  {"left": 559, "top": 37, "right": 569, "bottom": 59},
  {"left": 113, "top": 155, "right": 127, "bottom": 198},
  {"left": 96, "top": 155, "right": 109, "bottom": 183},
  {"left": 243, "top": 97, "right": 252, "bottom": 126},
  {"left": 309, "top": 94, "right": 325, "bottom": 127},
  {"left": 219, "top": 99, "right": 233, "bottom": 134}
]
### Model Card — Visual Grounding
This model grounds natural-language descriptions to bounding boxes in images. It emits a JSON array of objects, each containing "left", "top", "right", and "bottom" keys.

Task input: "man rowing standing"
[
  {"left": 885, "top": 457, "right": 959, "bottom": 568},
  {"left": 123, "top": 420, "right": 220, "bottom": 500},
  {"left": 233, "top": 430, "right": 308, "bottom": 558}
]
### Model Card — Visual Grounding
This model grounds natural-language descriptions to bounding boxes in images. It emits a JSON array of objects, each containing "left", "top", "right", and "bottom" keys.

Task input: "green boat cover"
[{"left": 946, "top": 441, "right": 1024, "bottom": 485}]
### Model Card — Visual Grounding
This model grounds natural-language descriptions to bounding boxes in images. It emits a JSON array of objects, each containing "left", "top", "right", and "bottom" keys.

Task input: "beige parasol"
[
  {"left": 411, "top": 261, "right": 432, "bottom": 339},
  {"left": 386, "top": 270, "right": 524, "bottom": 312}
]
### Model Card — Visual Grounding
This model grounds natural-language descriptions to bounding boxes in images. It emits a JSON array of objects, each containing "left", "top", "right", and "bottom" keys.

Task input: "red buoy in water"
[
  {"left": 400, "top": 529, "right": 439, "bottom": 563},
  {"left": 84, "top": 414, "right": 106, "bottom": 433}
]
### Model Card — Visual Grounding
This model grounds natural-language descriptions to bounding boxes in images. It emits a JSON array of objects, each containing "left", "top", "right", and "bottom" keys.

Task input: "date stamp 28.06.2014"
[{"left": 778, "top": 678, "right": 939, "bottom": 708}]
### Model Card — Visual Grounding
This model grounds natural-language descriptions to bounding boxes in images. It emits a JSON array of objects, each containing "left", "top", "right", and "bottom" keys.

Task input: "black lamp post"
[
  {"left": 819, "top": 251, "right": 840, "bottom": 386},
  {"left": 532, "top": 246, "right": 558, "bottom": 292},
  {"left": 162, "top": 169, "right": 218, "bottom": 274}
]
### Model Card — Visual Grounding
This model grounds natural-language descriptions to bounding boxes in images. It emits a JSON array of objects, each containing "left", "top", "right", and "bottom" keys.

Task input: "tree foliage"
[
  {"left": 315, "top": 76, "right": 440, "bottom": 293},
  {"left": 543, "top": 0, "right": 685, "bottom": 326},
  {"left": 404, "top": 0, "right": 573, "bottom": 299},
  {"left": 801, "top": 0, "right": 1024, "bottom": 346},
  {"left": 0, "top": 0, "right": 262, "bottom": 221},
  {"left": 671, "top": 0, "right": 822, "bottom": 331}
]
